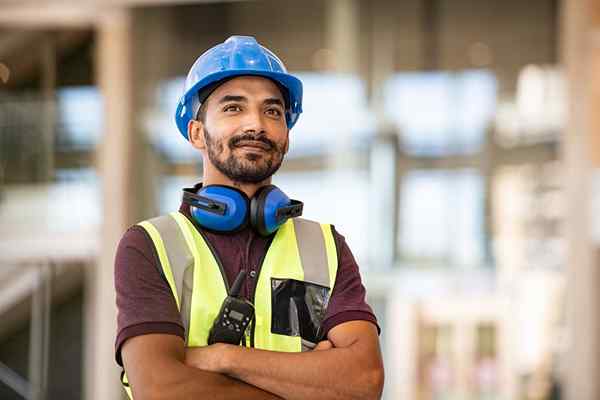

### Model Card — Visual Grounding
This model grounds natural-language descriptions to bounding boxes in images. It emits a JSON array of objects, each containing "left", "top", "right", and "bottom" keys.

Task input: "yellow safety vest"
[{"left": 121, "top": 211, "right": 338, "bottom": 398}]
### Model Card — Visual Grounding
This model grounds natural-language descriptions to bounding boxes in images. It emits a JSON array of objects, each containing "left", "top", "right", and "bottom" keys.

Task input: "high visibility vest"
[{"left": 121, "top": 211, "right": 338, "bottom": 399}]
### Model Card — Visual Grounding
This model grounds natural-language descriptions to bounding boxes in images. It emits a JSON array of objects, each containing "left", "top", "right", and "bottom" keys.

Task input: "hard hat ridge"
[{"left": 175, "top": 35, "right": 303, "bottom": 140}]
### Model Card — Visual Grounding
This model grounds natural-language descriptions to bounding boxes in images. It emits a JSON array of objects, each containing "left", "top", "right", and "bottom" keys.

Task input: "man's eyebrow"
[
  {"left": 218, "top": 95, "right": 247, "bottom": 104},
  {"left": 264, "top": 98, "right": 285, "bottom": 107}
]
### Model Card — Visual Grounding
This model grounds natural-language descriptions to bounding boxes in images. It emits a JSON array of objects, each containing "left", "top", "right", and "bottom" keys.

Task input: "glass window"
[
  {"left": 286, "top": 73, "right": 375, "bottom": 157},
  {"left": 398, "top": 169, "right": 484, "bottom": 268},
  {"left": 384, "top": 70, "right": 497, "bottom": 156},
  {"left": 150, "top": 78, "right": 199, "bottom": 163},
  {"left": 56, "top": 86, "right": 102, "bottom": 150}
]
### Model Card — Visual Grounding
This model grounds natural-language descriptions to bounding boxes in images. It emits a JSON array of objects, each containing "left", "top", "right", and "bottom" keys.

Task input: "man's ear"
[{"left": 188, "top": 119, "right": 206, "bottom": 150}]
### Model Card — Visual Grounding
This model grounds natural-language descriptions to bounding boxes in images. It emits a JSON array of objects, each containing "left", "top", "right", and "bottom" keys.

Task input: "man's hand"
[
  {"left": 313, "top": 340, "right": 333, "bottom": 351},
  {"left": 184, "top": 342, "right": 230, "bottom": 373}
]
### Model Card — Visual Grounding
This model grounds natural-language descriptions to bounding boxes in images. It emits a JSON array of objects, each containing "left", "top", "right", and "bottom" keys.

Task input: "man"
[{"left": 115, "top": 36, "right": 384, "bottom": 400}]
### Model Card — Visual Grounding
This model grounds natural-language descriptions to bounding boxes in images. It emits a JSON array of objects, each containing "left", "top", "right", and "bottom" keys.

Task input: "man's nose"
[{"left": 241, "top": 109, "right": 266, "bottom": 134}]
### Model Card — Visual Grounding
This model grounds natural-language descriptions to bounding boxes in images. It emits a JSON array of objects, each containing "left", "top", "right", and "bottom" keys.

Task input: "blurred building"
[{"left": 0, "top": 0, "right": 598, "bottom": 399}]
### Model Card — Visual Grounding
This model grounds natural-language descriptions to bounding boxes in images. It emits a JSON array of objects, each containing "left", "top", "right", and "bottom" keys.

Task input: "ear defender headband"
[{"left": 182, "top": 184, "right": 303, "bottom": 236}]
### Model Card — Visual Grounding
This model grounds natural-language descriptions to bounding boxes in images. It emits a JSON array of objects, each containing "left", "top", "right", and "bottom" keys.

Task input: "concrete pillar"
[
  {"left": 369, "top": 134, "right": 398, "bottom": 270},
  {"left": 562, "top": 0, "right": 600, "bottom": 399},
  {"left": 85, "top": 8, "right": 136, "bottom": 400},
  {"left": 453, "top": 321, "right": 475, "bottom": 398},
  {"left": 86, "top": 7, "right": 165, "bottom": 400},
  {"left": 367, "top": 0, "right": 401, "bottom": 271},
  {"left": 325, "top": 0, "right": 360, "bottom": 75},
  {"left": 323, "top": 0, "right": 361, "bottom": 172},
  {"left": 386, "top": 298, "right": 418, "bottom": 400},
  {"left": 369, "top": 0, "right": 396, "bottom": 111}
]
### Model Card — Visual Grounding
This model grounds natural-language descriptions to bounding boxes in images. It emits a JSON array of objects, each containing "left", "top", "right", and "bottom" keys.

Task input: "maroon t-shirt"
[{"left": 114, "top": 190, "right": 378, "bottom": 366}]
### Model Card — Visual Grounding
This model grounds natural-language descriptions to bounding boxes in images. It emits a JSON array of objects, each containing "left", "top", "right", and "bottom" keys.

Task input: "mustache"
[{"left": 229, "top": 133, "right": 276, "bottom": 151}]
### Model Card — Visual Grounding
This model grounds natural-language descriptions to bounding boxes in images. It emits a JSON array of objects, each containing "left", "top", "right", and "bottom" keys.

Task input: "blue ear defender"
[
  {"left": 183, "top": 185, "right": 250, "bottom": 233},
  {"left": 182, "top": 184, "right": 303, "bottom": 236},
  {"left": 250, "top": 185, "right": 303, "bottom": 236}
]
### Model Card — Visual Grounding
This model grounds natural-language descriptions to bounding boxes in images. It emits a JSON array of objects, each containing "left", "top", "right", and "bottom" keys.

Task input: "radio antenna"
[{"left": 229, "top": 270, "right": 246, "bottom": 297}]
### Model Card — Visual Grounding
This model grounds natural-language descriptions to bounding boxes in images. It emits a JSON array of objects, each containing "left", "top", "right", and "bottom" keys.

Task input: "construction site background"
[{"left": 0, "top": 1, "right": 598, "bottom": 399}]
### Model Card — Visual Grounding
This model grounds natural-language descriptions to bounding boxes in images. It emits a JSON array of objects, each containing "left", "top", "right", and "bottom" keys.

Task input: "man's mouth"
[{"left": 234, "top": 140, "right": 272, "bottom": 151}]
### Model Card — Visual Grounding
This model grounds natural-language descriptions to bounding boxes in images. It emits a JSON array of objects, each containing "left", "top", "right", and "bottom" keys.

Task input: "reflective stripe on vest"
[{"left": 121, "top": 211, "right": 338, "bottom": 398}]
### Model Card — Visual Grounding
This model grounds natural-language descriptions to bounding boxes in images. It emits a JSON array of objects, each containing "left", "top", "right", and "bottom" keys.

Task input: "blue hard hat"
[{"left": 175, "top": 35, "right": 303, "bottom": 140}]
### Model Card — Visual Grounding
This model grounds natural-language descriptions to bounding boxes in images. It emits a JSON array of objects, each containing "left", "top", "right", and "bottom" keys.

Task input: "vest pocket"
[{"left": 270, "top": 278, "right": 331, "bottom": 344}]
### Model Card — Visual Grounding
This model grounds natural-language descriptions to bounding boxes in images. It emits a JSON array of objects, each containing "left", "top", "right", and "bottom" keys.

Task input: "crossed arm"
[
  {"left": 122, "top": 333, "right": 282, "bottom": 400},
  {"left": 122, "top": 320, "right": 384, "bottom": 400}
]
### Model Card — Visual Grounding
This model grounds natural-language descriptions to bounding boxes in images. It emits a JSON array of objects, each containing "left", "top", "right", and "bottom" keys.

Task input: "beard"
[{"left": 204, "top": 128, "right": 287, "bottom": 184}]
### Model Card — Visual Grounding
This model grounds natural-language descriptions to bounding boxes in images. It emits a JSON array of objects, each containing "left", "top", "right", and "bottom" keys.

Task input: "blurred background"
[{"left": 0, "top": 0, "right": 598, "bottom": 399}]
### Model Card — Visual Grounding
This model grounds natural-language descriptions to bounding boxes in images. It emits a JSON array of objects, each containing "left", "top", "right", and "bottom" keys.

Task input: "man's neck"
[{"left": 202, "top": 171, "right": 270, "bottom": 199}]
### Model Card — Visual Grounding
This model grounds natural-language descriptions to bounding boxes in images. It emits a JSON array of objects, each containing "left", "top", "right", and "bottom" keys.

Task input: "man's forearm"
[
  {"left": 133, "top": 360, "right": 282, "bottom": 400},
  {"left": 122, "top": 334, "right": 282, "bottom": 400},
  {"left": 187, "top": 344, "right": 383, "bottom": 400}
]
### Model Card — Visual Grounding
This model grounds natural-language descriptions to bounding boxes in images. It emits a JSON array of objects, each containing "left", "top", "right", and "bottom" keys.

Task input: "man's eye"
[
  {"left": 224, "top": 105, "right": 241, "bottom": 112},
  {"left": 266, "top": 108, "right": 282, "bottom": 117}
]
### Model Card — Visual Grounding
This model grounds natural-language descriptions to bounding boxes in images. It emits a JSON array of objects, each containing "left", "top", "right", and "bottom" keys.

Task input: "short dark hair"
[{"left": 195, "top": 100, "right": 208, "bottom": 123}]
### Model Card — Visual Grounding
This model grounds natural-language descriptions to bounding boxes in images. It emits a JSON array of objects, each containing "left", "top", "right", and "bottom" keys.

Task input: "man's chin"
[
  {"left": 211, "top": 153, "right": 283, "bottom": 184},
  {"left": 227, "top": 166, "right": 279, "bottom": 184},
  {"left": 243, "top": 153, "right": 265, "bottom": 162}
]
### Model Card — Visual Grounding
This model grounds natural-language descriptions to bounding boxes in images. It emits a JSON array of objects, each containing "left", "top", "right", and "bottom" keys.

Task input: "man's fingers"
[{"left": 313, "top": 340, "right": 333, "bottom": 351}]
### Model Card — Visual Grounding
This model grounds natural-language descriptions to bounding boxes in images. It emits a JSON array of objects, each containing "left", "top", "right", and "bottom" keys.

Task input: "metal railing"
[{"left": 0, "top": 262, "right": 54, "bottom": 400}]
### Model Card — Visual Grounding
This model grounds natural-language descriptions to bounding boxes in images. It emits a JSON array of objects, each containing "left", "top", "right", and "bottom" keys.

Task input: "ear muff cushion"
[
  {"left": 191, "top": 185, "right": 249, "bottom": 232},
  {"left": 251, "top": 185, "right": 292, "bottom": 236},
  {"left": 250, "top": 185, "right": 273, "bottom": 236}
]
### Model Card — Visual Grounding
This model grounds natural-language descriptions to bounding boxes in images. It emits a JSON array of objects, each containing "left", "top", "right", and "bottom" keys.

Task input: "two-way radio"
[{"left": 207, "top": 270, "right": 255, "bottom": 345}]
